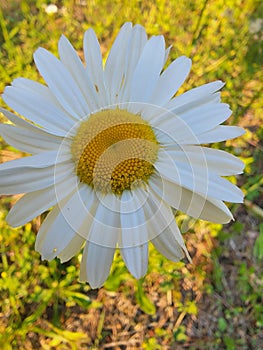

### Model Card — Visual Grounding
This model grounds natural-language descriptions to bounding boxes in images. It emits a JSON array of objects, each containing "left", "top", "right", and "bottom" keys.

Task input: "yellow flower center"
[{"left": 71, "top": 109, "right": 159, "bottom": 195}]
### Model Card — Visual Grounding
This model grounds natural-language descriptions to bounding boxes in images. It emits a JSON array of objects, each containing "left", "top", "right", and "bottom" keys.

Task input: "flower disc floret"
[{"left": 71, "top": 109, "right": 159, "bottom": 194}]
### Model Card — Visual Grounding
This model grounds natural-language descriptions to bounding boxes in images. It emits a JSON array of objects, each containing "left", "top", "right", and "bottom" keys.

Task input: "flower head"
[{"left": 0, "top": 23, "right": 244, "bottom": 288}]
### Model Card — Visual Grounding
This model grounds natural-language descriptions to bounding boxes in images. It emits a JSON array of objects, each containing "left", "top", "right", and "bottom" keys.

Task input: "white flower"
[
  {"left": 0, "top": 23, "right": 244, "bottom": 288},
  {"left": 249, "top": 18, "right": 263, "bottom": 34},
  {"left": 44, "top": 4, "right": 58, "bottom": 15}
]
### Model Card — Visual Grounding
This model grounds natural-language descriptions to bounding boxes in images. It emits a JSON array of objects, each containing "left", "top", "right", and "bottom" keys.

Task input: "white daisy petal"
[
  {"left": 163, "top": 45, "right": 172, "bottom": 65},
  {"left": 58, "top": 234, "right": 85, "bottom": 263},
  {"left": 149, "top": 174, "right": 233, "bottom": 223},
  {"left": 151, "top": 103, "right": 232, "bottom": 145},
  {"left": 155, "top": 149, "right": 244, "bottom": 203},
  {"left": 7, "top": 78, "right": 77, "bottom": 128},
  {"left": 6, "top": 175, "right": 76, "bottom": 227},
  {"left": 196, "top": 125, "right": 246, "bottom": 143},
  {"left": 120, "top": 243, "right": 148, "bottom": 279},
  {"left": 178, "top": 105, "right": 228, "bottom": 138},
  {"left": 0, "top": 108, "right": 54, "bottom": 134},
  {"left": 57, "top": 184, "right": 100, "bottom": 241},
  {"left": 0, "top": 151, "right": 58, "bottom": 170},
  {"left": 150, "top": 56, "right": 192, "bottom": 106},
  {"left": 80, "top": 241, "right": 115, "bottom": 288},
  {"left": 119, "top": 189, "right": 148, "bottom": 246},
  {"left": 130, "top": 35, "right": 165, "bottom": 102},
  {"left": 34, "top": 48, "right": 90, "bottom": 118},
  {"left": 84, "top": 28, "right": 109, "bottom": 107},
  {"left": 35, "top": 204, "right": 76, "bottom": 261},
  {"left": 119, "top": 24, "right": 148, "bottom": 103},
  {"left": 0, "top": 123, "right": 62, "bottom": 154},
  {"left": 169, "top": 92, "right": 221, "bottom": 116},
  {"left": 144, "top": 189, "right": 189, "bottom": 256},
  {"left": 151, "top": 220, "right": 185, "bottom": 261},
  {"left": 145, "top": 189, "right": 191, "bottom": 261},
  {"left": 35, "top": 184, "right": 98, "bottom": 260},
  {"left": 58, "top": 35, "right": 98, "bottom": 111},
  {"left": 165, "top": 146, "right": 244, "bottom": 176},
  {"left": 78, "top": 195, "right": 120, "bottom": 285},
  {"left": 177, "top": 103, "right": 232, "bottom": 135},
  {"left": 10, "top": 76, "right": 50, "bottom": 93},
  {"left": 3, "top": 84, "right": 73, "bottom": 136},
  {"left": 0, "top": 159, "right": 72, "bottom": 194},
  {"left": 165, "top": 80, "right": 225, "bottom": 111},
  {"left": 141, "top": 187, "right": 175, "bottom": 241},
  {"left": 87, "top": 193, "right": 120, "bottom": 247},
  {"left": 119, "top": 189, "right": 149, "bottom": 278},
  {"left": 10, "top": 77, "right": 78, "bottom": 123},
  {"left": 105, "top": 22, "right": 133, "bottom": 104},
  {"left": 153, "top": 115, "right": 245, "bottom": 148},
  {"left": 35, "top": 206, "right": 77, "bottom": 260}
]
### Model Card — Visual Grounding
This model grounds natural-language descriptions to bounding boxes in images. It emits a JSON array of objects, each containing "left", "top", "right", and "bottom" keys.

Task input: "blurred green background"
[{"left": 0, "top": 0, "right": 262, "bottom": 349}]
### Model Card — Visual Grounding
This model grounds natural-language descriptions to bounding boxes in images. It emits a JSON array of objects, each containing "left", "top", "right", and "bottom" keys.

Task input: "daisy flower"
[{"left": 0, "top": 23, "right": 244, "bottom": 288}]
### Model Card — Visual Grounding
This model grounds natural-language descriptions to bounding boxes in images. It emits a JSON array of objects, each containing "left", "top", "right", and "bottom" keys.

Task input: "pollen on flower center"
[{"left": 71, "top": 109, "right": 159, "bottom": 194}]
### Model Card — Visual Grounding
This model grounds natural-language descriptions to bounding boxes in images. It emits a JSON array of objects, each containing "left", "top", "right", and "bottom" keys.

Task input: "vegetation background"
[{"left": 0, "top": 0, "right": 262, "bottom": 349}]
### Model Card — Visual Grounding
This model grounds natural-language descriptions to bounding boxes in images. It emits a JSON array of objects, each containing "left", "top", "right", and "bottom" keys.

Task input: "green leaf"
[
  {"left": 61, "top": 290, "right": 92, "bottom": 308},
  {"left": 21, "top": 289, "right": 53, "bottom": 327},
  {"left": 253, "top": 223, "right": 263, "bottom": 261},
  {"left": 223, "top": 336, "right": 236, "bottom": 350},
  {"left": 186, "top": 301, "right": 198, "bottom": 315},
  {"left": 173, "top": 325, "right": 187, "bottom": 342},
  {"left": 135, "top": 280, "right": 156, "bottom": 315},
  {"left": 218, "top": 317, "right": 227, "bottom": 332}
]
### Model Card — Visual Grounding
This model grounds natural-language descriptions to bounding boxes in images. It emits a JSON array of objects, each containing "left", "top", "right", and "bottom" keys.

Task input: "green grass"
[{"left": 0, "top": 0, "right": 263, "bottom": 349}]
